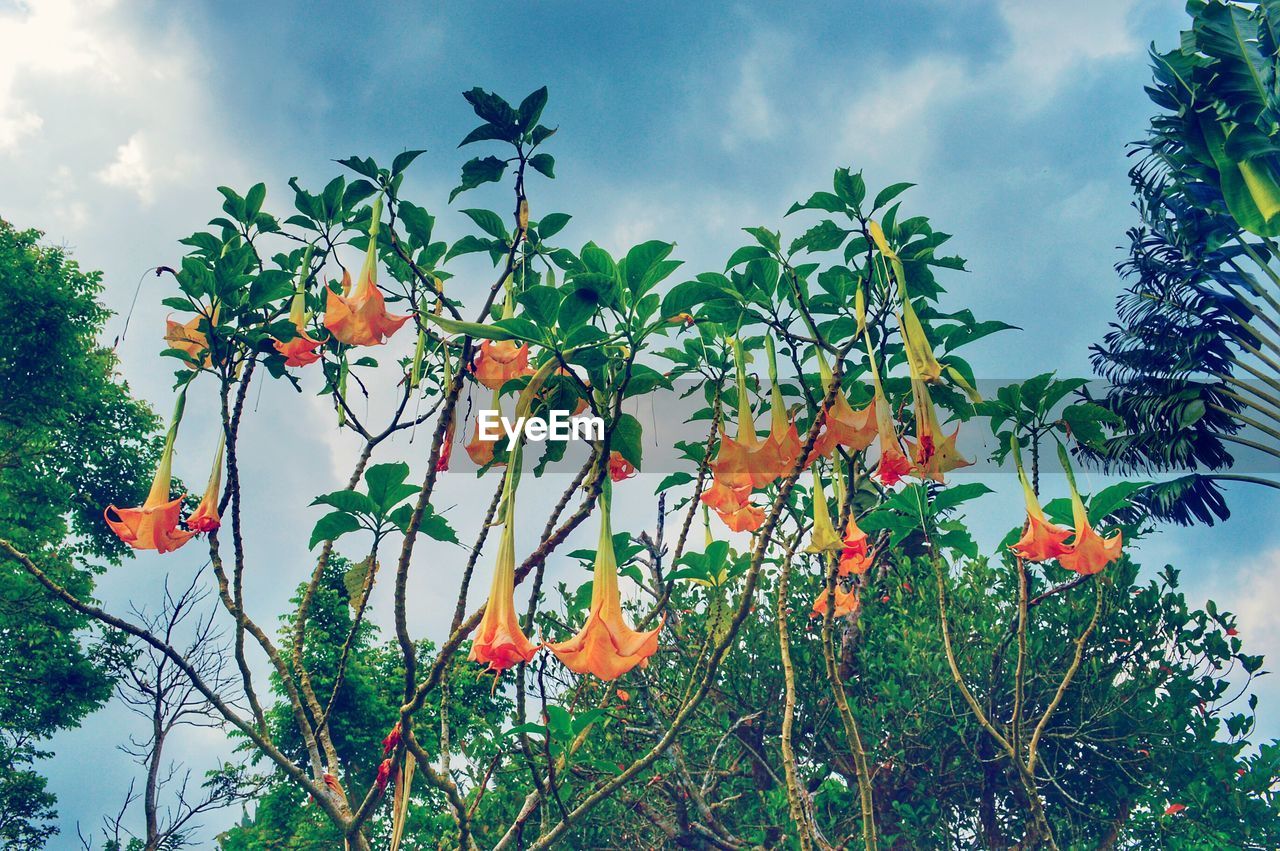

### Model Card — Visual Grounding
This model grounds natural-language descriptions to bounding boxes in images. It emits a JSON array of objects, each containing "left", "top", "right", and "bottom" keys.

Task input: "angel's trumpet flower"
[
  {"left": 186, "top": 431, "right": 224, "bottom": 533},
  {"left": 1055, "top": 445, "right": 1122, "bottom": 575},
  {"left": 104, "top": 390, "right": 196, "bottom": 553},
  {"left": 700, "top": 480, "right": 764, "bottom": 533},
  {"left": 864, "top": 334, "right": 912, "bottom": 486},
  {"left": 324, "top": 197, "right": 411, "bottom": 346},
  {"left": 709, "top": 338, "right": 766, "bottom": 490},
  {"left": 274, "top": 246, "right": 323, "bottom": 367},
  {"left": 1007, "top": 437, "right": 1071, "bottom": 563},
  {"left": 164, "top": 306, "right": 216, "bottom": 370},
  {"left": 466, "top": 387, "right": 506, "bottom": 468},
  {"left": 868, "top": 219, "right": 942, "bottom": 383},
  {"left": 608, "top": 451, "right": 636, "bottom": 482},
  {"left": 812, "top": 584, "right": 859, "bottom": 619},
  {"left": 759, "top": 336, "right": 803, "bottom": 480},
  {"left": 546, "top": 483, "right": 662, "bottom": 680},
  {"left": 473, "top": 291, "right": 532, "bottom": 390},
  {"left": 906, "top": 374, "right": 971, "bottom": 483},
  {"left": 469, "top": 445, "right": 538, "bottom": 672},
  {"left": 838, "top": 514, "right": 874, "bottom": 576},
  {"left": 806, "top": 469, "right": 843, "bottom": 553},
  {"left": 806, "top": 345, "right": 876, "bottom": 465}
]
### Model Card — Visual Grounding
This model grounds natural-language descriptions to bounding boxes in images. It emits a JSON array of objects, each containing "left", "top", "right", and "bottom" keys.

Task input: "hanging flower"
[
  {"left": 546, "top": 487, "right": 661, "bottom": 680},
  {"left": 700, "top": 480, "right": 764, "bottom": 533},
  {"left": 375, "top": 758, "right": 394, "bottom": 793},
  {"left": 868, "top": 219, "right": 942, "bottom": 383},
  {"left": 164, "top": 311, "right": 214, "bottom": 370},
  {"left": 806, "top": 346, "right": 876, "bottom": 465},
  {"left": 608, "top": 451, "right": 636, "bottom": 482},
  {"left": 905, "top": 375, "right": 971, "bottom": 483},
  {"left": 382, "top": 723, "right": 402, "bottom": 756},
  {"left": 274, "top": 246, "right": 323, "bottom": 367},
  {"left": 104, "top": 391, "right": 196, "bottom": 553},
  {"left": 811, "top": 583, "right": 859, "bottom": 619},
  {"left": 324, "top": 197, "right": 411, "bottom": 347},
  {"left": 866, "top": 344, "right": 912, "bottom": 486},
  {"left": 806, "top": 469, "right": 843, "bottom": 553},
  {"left": 468, "top": 489, "right": 538, "bottom": 672},
  {"left": 186, "top": 431, "right": 225, "bottom": 533},
  {"left": 466, "top": 389, "right": 506, "bottom": 468},
  {"left": 437, "top": 415, "right": 457, "bottom": 472},
  {"left": 473, "top": 340, "right": 532, "bottom": 390},
  {"left": 838, "top": 515, "right": 874, "bottom": 576},
  {"left": 1056, "top": 445, "right": 1122, "bottom": 575},
  {"left": 1008, "top": 438, "right": 1071, "bottom": 563}
]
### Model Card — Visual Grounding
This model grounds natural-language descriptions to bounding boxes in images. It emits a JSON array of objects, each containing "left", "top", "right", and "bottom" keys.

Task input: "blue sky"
[{"left": 5, "top": 0, "right": 1280, "bottom": 844}]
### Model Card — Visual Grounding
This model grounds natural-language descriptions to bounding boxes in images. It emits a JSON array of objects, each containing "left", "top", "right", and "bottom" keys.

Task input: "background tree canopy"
[{"left": 0, "top": 219, "right": 160, "bottom": 848}]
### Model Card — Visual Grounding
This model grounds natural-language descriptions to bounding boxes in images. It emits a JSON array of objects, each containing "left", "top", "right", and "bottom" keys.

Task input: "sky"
[{"left": 4, "top": 0, "right": 1280, "bottom": 845}]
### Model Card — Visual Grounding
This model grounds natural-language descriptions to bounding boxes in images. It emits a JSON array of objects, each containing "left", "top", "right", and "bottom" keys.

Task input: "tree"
[
  {"left": 0, "top": 80, "right": 1276, "bottom": 851},
  {"left": 0, "top": 219, "right": 161, "bottom": 847},
  {"left": 1092, "top": 0, "right": 1280, "bottom": 525}
]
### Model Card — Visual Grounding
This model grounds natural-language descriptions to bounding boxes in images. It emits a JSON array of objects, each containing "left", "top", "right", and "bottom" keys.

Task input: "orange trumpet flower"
[
  {"left": 274, "top": 246, "right": 322, "bottom": 367},
  {"left": 469, "top": 460, "right": 538, "bottom": 672},
  {"left": 807, "top": 346, "right": 876, "bottom": 465},
  {"left": 164, "top": 309, "right": 214, "bottom": 370},
  {"left": 186, "top": 431, "right": 224, "bottom": 533},
  {"left": 104, "top": 391, "right": 196, "bottom": 553},
  {"left": 864, "top": 336, "right": 912, "bottom": 486},
  {"left": 324, "top": 197, "right": 411, "bottom": 347},
  {"left": 838, "top": 514, "right": 874, "bottom": 576},
  {"left": 1008, "top": 439, "right": 1071, "bottom": 563},
  {"left": 1055, "top": 445, "right": 1123, "bottom": 575},
  {"left": 812, "top": 583, "right": 860, "bottom": 619},
  {"left": 700, "top": 480, "right": 764, "bottom": 533},
  {"left": 905, "top": 375, "right": 971, "bottom": 483},
  {"left": 608, "top": 451, "right": 636, "bottom": 482},
  {"left": 546, "top": 488, "right": 661, "bottom": 679},
  {"left": 473, "top": 339, "right": 532, "bottom": 391}
]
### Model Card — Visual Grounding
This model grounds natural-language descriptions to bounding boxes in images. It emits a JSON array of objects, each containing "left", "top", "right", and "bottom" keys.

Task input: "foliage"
[
  {"left": 1092, "top": 0, "right": 1280, "bottom": 524},
  {"left": 0, "top": 219, "right": 159, "bottom": 847}
]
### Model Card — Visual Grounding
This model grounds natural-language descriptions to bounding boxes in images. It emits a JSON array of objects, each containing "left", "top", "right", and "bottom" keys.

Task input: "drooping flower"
[
  {"left": 546, "top": 486, "right": 662, "bottom": 680},
  {"left": 838, "top": 514, "right": 874, "bottom": 576},
  {"left": 164, "top": 310, "right": 214, "bottom": 370},
  {"left": 905, "top": 375, "right": 971, "bottom": 483},
  {"left": 381, "top": 722, "right": 402, "bottom": 757},
  {"left": 868, "top": 219, "right": 942, "bottom": 383},
  {"left": 1007, "top": 438, "right": 1071, "bottom": 563},
  {"left": 709, "top": 338, "right": 767, "bottom": 490},
  {"left": 473, "top": 340, "right": 532, "bottom": 390},
  {"left": 806, "top": 346, "right": 876, "bottom": 465},
  {"left": 756, "top": 336, "right": 804, "bottom": 480},
  {"left": 274, "top": 246, "right": 323, "bottom": 367},
  {"left": 104, "top": 391, "right": 196, "bottom": 553},
  {"left": 324, "top": 197, "right": 411, "bottom": 347},
  {"left": 1055, "top": 445, "right": 1122, "bottom": 575},
  {"left": 608, "top": 451, "right": 636, "bottom": 482},
  {"left": 466, "top": 388, "right": 506, "bottom": 468},
  {"left": 811, "top": 583, "right": 860, "bottom": 619},
  {"left": 437, "top": 416, "right": 457, "bottom": 472},
  {"left": 806, "top": 469, "right": 843, "bottom": 553},
  {"left": 375, "top": 758, "right": 393, "bottom": 793},
  {"left": 864, "top": 336, "right": 912, "bottom": 486},
  {"left": 700, "top": 480, "right": 764, "bottom": 533},
  {"left": 186, "top": 431, "right": 225, "bottom": 534},
  {"left": 468, "top": 484, "right": 538, "bottom": 672}
]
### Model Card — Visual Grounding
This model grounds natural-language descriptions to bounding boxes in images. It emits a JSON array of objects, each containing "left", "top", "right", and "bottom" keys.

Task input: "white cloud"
[
  {"left": 1225, "top": 549, "right": 1280, "bottom": 658},
  {"left": 1000, "top": 0, "right": 1141, "bottom": 99}
]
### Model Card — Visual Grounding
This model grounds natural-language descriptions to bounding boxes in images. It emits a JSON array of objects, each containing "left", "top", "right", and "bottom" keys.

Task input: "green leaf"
[
  {"left": 536, "top": 212, "right": 571, "bottom": 240},
  {"left": 612, "top": 413, "right": 643, "bottom": 469},
  {"left": 724, "top": 245, "right": 772, "bottom": 269},
  {"left": 391, "top": 149, "right": 427, "bottom": 175},
  {"left": 790, "top": 220, "right": 850, "bottom": 254},
  {"left": 931, "top": 483, "right": 993, "bottom": 513},
  {"left": 425, "top": 313, "right": 536, "bottom": 343},
  {"left": 450, "top": 156, "right": 507, "bottom": 203},
  {"left": 1061, "top": 402, "right": 1122, "bottom": 447},
  {"left": 247, "top": 270, "right": 293, "bottom": 309},
  {"left": 872, "top": 182, "right": 915, "bottom": 211},
  {"left": 444, "top": 234, "right": 497, "bottom": 262},
  {"left": 834, "top": 168, "right": 866, "bottom": 207},
  {"left": 364, "top": 462, "right": 417, "bottom": 513},
  {"left": 661, "top": 277, "right": 735, "bottom": 318},
  {"left": 461, "top": 208, "right": 509, "bottom": 241},
  {"left": 529, "top": 153, "right": 556, "bottom": 178},
  {"left": 311, "top": 490, "right": 378, "bottom": 516},
  {"left": 1087, "top": 481, "right": 1149, "bottom": 525},
  {"left": 623, "top": 240, "right": 676, "bottom": 296},
  {"left": 786, "top": 191, "right": 847, "bottom": 216},
  {"left": 336, "top": 156, "right": 380, "bottom": 180},
  {"left": 517, "top": 285, "right": 560, "bottom": 326},
  {"left": 245, "top": 183, "right": 267, "bottom": 221},
  {"left": 389, "top": 503, "right": 459, "bottom": 543},
  {"left": 518, "top": 86, "right": 549, "bottom": 130},
  {"left": 309, "top": 511, "right": 361, "bottom": 550}
]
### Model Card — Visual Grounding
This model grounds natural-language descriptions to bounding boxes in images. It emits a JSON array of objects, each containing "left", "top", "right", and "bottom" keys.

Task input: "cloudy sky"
[{"left": 5, "top": 0, "right": 1280, "bottom": 844}]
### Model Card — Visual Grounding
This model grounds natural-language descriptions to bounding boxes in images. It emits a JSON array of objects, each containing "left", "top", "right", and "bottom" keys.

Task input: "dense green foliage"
[{"left": 0, "top": 220, "right": 160, "bottom": 846}]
